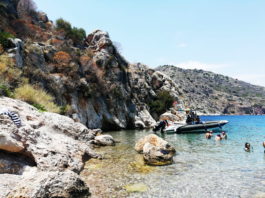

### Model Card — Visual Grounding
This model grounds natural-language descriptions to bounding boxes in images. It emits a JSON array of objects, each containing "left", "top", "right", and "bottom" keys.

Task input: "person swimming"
[
  {"left": 221, "top": 131, "right": 227, "bottom": 139},
  {"left": 244, "top": 142, "right": 252, "bottom": 152},
  {"left": 205, "top": 131, "right": 213, "bottom": 139},
  {"left": 215, "top": 134, "right": 222, "bottom": 141},
  {"left": 263, "top": 141, "right": 265, "bottom": 153}
]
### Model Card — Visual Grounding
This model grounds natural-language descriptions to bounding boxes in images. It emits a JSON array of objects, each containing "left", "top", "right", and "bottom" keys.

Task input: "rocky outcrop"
[
  {"left": 6, "top": 30, "right": 183, "bottom": 131},
  {"left": 135, "top": 134, "right": 176, "bottom": 165},
  {"left": 0, "top": 97, "right": 110, "bottom": 197},
  {"left": 157, "top": 65, "right": 265, "bottom": 115}
]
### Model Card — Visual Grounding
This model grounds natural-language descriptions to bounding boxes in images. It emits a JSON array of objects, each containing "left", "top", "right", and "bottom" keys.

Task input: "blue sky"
[{"left": 34, "top": 0, "right": 265, "bottom": 86}]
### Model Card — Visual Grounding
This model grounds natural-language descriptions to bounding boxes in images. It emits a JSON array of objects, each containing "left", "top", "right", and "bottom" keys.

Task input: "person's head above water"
[
  {"left": 245, "top": 142, "right": 250, "bottom": 149},
  {"left": 263, "top": 141, "right": 265, "bottom": 148}
]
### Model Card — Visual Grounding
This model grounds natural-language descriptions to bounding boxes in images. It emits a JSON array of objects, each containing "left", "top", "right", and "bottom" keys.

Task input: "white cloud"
[
  {"left": 177, "top": 43, "right": 188, "bottom": 48},
  {"left": 171, "top": 60, "right": 229, "bottom": 70}
]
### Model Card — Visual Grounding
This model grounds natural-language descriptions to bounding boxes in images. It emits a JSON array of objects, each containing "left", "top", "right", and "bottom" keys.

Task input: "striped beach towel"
[{"left": 0, "top": 110, "right": 22, "bottom": 127}]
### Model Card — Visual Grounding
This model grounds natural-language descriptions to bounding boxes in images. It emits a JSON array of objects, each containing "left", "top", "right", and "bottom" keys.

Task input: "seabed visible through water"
[{"left": 81, "top": 115, "right": 265, "bottom": 198}]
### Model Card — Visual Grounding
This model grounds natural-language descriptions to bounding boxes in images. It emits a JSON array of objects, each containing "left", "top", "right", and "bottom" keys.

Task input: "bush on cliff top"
[
  {"left": 149, "top": 90, "right": 174, "bottom": 119},
  {"left": 55, "top": 18, "right": 86, "bottom": 46},
  {"left": 14, "top": 84, "right": 60, "bottom": 113}
]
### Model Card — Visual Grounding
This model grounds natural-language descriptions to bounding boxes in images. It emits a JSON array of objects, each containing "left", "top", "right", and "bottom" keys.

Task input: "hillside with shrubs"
[
  {"left": 0, "top": 0, "right": 182, "bottom": 130},
  {"left": 158, "top": 65, "right": 265, "bottom": 115}
]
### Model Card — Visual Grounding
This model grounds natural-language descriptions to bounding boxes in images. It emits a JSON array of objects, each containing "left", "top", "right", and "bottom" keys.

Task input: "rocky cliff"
[
  {"left": 157, "top": 65, "right": 265, "bottom": 115},
  {"left": 0, "top": 0, "right": 183, "bottom": 131}
]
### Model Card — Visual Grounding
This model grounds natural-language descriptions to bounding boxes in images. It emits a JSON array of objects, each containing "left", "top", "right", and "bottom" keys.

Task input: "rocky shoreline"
[{"left": 0, "top": 97, "right": 115, "bottom": 197}]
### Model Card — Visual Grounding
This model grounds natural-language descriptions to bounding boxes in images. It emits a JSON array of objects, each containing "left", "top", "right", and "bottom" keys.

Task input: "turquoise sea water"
[{"left": 83, "top": 115, "right": 265, "bottom": 198}]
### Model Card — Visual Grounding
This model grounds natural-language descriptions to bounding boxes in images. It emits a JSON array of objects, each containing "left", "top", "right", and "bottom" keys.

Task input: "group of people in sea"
[
  {"left": 205, "top": 130, "right": 265, "bottom": 153},
  {"left": 205, "top": 130, "right": 227, "bottom": 140}
]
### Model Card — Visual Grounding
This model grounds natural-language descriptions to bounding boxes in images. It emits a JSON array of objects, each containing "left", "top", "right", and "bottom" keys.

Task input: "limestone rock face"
[
  {"left": 135, "top": 134, "right": 176, "bottom": 165},
  {"left": 134, "top": 109, "right": 156, "bottom": 129},
  {"left": 0, "top": 97, "right": 105, "bottom": 197},
  {"left": 7, "top": 38, "right": 24, "bottom": 68}
]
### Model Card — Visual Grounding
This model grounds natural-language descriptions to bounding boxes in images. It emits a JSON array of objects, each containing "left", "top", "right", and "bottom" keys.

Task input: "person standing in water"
[
  {"left": 263, "top": 141, "right": 265, "bottom": 153},
  {"left": 221, "top": 131, "right": 227, "bottom": 139},
  {"left": 205, "top": 131, "right": 213, "bottom": 139}
]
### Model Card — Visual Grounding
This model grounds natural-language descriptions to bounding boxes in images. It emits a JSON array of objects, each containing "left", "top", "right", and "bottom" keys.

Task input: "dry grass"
[
  {"left": 0, "top": 55, "right": 21, "bottom": 82},
  {"left": 14, "top": 84, "right": 60, "bottom": 113}
]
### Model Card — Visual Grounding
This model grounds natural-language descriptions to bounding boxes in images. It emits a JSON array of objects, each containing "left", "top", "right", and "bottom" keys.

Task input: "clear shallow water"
[{"left": 82, "top": 116, "right": 265, "bottom": 198}]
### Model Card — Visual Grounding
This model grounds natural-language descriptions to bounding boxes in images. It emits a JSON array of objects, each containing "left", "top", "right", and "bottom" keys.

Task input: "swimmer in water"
[
  {"left": 221, "top": 131, "right": 227, "bottom": 140},
  {"left": 263, "top": 141, "right": 265, "bottom": 153},
  {"left": 215, "top": 134, "right": 222, "bottom": 141},
  {"left": 205, "top": 131, "right": 213, "bottom": 139},
  {"left": 244, "top": 142, "right": 252, "bottom": 152}
]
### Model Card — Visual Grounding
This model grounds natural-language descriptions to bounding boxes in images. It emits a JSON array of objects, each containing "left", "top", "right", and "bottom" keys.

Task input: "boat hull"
[{"left": 164, "top": 120, "right": 228, "bottom": 134}]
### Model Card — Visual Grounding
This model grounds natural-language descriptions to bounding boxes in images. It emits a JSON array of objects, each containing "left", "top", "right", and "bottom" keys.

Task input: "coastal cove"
[{"left": 82, "top": 115, "right": 265, "bottom": 198}]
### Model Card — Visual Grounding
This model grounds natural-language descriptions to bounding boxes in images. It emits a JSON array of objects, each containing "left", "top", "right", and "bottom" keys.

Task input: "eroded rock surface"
[{"left": 0, "top": 97, "right": 106, "bottom": 197}]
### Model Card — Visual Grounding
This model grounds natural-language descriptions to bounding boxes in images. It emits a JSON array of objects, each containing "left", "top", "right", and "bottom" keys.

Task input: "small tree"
[
  {"left": 56, "top": 18, "right": 71, "bottom": 33},
  {"left": 69, "top": 27, "right": 86, "bottom": 46}
]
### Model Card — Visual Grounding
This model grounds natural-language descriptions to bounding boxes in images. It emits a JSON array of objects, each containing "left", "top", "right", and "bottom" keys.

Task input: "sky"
[{"left": 34, "top": 0, "right": 265, "bottom": 86}]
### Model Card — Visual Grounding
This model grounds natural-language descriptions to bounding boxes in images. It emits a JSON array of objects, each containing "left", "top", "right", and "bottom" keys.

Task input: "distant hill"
[{"left": 157, "top": 65, "right": 265, "bottom": 115}]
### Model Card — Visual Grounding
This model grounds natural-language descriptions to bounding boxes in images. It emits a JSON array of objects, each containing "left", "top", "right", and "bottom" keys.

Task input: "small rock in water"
[
  {"left": 93, "top": 135, "right": 116, "bottom": 146},
  {"left": 124, "top": 183, "right": 148, "bottom": 192}
]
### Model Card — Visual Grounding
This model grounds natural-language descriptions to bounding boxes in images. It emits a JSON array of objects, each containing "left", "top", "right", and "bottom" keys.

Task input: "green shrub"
[
  {"left": 55, "top": 18, "right": 86, "bottom": 46},
  {"left": 149, "top": 90, "right": 175, "bottom": 118},
  {"left": 32, "top": 103, "right": 46, "bottom": 112},
  {"left": 0, "top": 83, "right": 13, "bottom": 97},
  {"left": 0, "top": 31, "right": 15, "bottom": 49}
]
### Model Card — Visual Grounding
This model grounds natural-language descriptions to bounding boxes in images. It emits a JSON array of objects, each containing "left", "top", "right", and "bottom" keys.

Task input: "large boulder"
[
  {"left": 0, "top": 97, "right": 103, "bottom": 197},
  {"left": 135, "top": 134, "right": 176, "bottom": 165}
]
